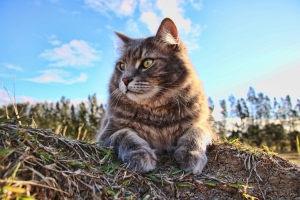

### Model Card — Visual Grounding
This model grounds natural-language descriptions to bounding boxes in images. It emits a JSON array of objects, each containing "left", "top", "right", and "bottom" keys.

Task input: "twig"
[
  {"left": 3, "top": 85, "right": 21, "bottom": 125},
  {"left": 255, "top": 177, "right": 266, "bottom": 200},
  {"left": 24, "top": 166, "right": 53, "bottom": 186},
  {"left": 1, "top": 81, "right": 10, "bottom": 120}
]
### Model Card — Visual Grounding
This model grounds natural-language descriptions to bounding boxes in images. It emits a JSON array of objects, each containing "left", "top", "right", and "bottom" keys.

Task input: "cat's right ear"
[
  {"left": 114, "top": 31, "right": 132, "bottom": 45},
  {"left": 155, "top": 18, "right": 179, "bottom": 47}
]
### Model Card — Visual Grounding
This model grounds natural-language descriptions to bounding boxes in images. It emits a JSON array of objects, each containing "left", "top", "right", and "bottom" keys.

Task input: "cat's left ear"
[
  {"left": 155, "top": 18, "right": 179, "bottom": 46},
  {"left": 114, "top": 31, "right": 132, "bottom": 44}
]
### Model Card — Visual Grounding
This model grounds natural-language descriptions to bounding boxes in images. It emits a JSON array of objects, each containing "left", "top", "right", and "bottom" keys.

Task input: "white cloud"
[
  {"left": 40, "top": 40, "right": 101, "bottom": 67},
  {"left": 0, "top": 89, "right": 39, "bottom": 107},
  {"left": 23, "top": 69, "right": 88, "bottom": 85},
  {"left": 84, "top": 0, "right": 137, "bottom": 16},
  {"left": 0, "top": 73, "right": 12, "bottom": 77},
  {"left": 49, "top": 40, "right": 61, "bottom": 46},
  {"left": 3, "top": 63, "right": 23, "bottom": 72},
  {"left": 106, "top": 25, "right": 113, "bottom": 30},
  {"left": 189, "top": 0, "right": 203, "bottom": 10},
  {"left": 58, "top": 8, "right": 81, "bottom": 15},
  {"left": 139, "top": 0, "right": 155, "bottom": 11},
  {"left": 47, "top": 35, "right": 61, "bottom": 46},
  {"left": 156, "top": 0, "right": 191, "bottom": 33},
  {"left": 71, "top": 11, "right": 81, "bottom": 15},
  {"left": 138, "top": 0, "right": 202, "bottom": 51},
  {"left": 85, "top": 0, "right": 202, "bottom": 52},
  {"left": 120, "top": 0, "right": 136, "bottom": 15},
  {"left": 0, "top": 89, "right": 10, "bottom": 106},
  {"left": 182, "top": 24, "right": 202, "bottom": 52},
  {"left": 18, "top": 95, "right": 39, "bottom": 105},
  {"left": 70, "top": 93, "right": 107, "bottom": 106},
  {"left": 140, "top": 11, "right": 160, "bottom": 34}
]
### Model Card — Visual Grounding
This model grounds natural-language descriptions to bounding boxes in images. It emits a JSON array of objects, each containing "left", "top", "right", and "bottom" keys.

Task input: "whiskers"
[{"left": 110, "top": 89, "right": 123, "bottom": 115}]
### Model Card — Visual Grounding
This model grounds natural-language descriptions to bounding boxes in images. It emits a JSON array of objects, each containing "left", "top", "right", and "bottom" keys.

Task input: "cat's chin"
[{"left": 125, "top": 87, "right": 159, "bottom": 104}]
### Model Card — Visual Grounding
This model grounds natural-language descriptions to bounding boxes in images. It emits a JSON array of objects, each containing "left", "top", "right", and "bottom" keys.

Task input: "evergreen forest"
[{"left": 1, "top": 87, "right": 299, "bottom": 151}]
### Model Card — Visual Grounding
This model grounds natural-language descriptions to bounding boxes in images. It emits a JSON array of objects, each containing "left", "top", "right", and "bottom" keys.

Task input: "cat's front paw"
[
  {"left": 123, "top": 149, "right": 157, "bottom": 173},
  {"left": 174, "top": 146, "right": 207, "bottom": 175}
]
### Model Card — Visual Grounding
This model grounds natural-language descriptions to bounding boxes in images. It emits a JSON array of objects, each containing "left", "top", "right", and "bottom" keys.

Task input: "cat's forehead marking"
[
  {"left": 128, "top": 38, "right": 144, "bottom": 48},
  {"left": 135, "top": 60, "right": 142, "bottom": 69},
  {"left": 141, "top": 48, "right": 149, "bottom": 58}
]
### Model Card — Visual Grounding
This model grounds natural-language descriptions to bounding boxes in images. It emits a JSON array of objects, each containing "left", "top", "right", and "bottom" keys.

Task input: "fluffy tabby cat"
[{"left": 96, "top": 18, "right": 212, "bottom": 174}]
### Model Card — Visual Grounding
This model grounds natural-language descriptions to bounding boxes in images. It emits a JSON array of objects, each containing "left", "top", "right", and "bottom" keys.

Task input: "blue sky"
[{"left": 1, "top": 0, "right": 300, "bottom": 117}]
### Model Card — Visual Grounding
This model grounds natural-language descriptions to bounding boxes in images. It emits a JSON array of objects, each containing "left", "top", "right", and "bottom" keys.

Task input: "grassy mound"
[{"left": 0, "top": 122, "right": 299, "bottom": 199}]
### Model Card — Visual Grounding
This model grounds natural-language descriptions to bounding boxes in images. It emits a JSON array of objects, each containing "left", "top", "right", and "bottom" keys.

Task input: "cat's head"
[{"left": 110, "top": 18, "right": 190, "bottom": 104}]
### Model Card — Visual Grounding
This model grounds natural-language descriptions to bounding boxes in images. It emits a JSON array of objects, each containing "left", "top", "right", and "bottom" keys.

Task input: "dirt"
[
  {"left": 278, "top": 152, "right": 300, "bottom": 166},
  {"left": 0, "top": 122, "right": 300, "bottom": 199}
]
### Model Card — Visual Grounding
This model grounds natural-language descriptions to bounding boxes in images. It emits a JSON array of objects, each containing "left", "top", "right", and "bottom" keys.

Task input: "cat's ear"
[
  {"left": 155, "top": 18, "right": 179, "bottom": 46},
  {"left": 114, "top": 31, "right": 132, "bottom": 45}
]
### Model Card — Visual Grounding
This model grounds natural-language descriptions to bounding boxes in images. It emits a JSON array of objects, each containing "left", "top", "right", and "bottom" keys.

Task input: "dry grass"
[{"left": 1, "top": 120, "right": 300, "bottom": 199}]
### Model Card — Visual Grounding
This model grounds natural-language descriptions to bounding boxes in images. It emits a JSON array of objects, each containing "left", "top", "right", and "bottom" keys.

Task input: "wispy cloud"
[
  {"left": 0, "top": 89, "right": 37, "bottom": 106},
  {"left": 0, "top": 89, "right": 10, "bottom": 106},
  {"left": 182, "top": 23, "right": 202, "bottom": 52},
  {"left": 18, "top": 95, "right": 39, "bottom": 105},
  {"left": 3, "top": 63, "right": 23, "bottom": 72},
  {"left": 125, "top": 19, "right": 141, "bottom": 36},
  {"left": 71, "top": 11, "right": 81, "bottom": 15},
  {"left": 189, "top": 0, "right": 203, "bottom": 10},
  {"left": 40, "top": 40, "right": 101, "bottom": 67},
  {"left": 0, "top": 89, "right": 39, "bottom": 106},
  {"left": 58, "top": 8, "right": 81, "bottom": 15},
  {"left": 49, "top": 0, "right": 59, "bottom": 3},
  {"left": 106, "top": 25, "right": 113, "bottom": 30},
  {"left": 23, "top": 69, "right": 88, "bottom": 84},
  {"left": 84, "top": 0, "right": 137, "bottom": 16},
  {"left": 47, "top": 35, "right": 61, "bottom": 46}
]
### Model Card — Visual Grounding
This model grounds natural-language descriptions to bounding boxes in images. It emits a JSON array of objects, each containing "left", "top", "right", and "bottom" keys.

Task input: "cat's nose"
[{"left": 122, "top": 78, "right": 133, "bottom": 86}]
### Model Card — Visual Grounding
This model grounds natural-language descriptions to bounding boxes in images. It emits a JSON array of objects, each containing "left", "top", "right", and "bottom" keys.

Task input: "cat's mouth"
[
  {"left": 124, "top": 88, "right": 142, "bottom": 95},
  {"left": 122, "top": 86, "right": 160, "bottom": 103}
]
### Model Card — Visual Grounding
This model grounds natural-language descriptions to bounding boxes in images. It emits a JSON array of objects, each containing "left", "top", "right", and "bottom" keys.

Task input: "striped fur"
[{"left": 97, "top": 18, "right": 212, "bottom": 174}]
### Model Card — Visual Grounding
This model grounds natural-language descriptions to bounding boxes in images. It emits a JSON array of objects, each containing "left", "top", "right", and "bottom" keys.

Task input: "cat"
[{"left": 96, "top": 18, "right": 212, "bottom": 174}]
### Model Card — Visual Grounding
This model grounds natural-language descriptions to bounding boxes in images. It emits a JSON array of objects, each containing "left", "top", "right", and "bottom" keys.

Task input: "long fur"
[{"left": 96, "top": 18, "right": 212, "bottom": 174}]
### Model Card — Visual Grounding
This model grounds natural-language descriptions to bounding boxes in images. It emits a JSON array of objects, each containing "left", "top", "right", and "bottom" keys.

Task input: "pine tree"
[
  {"left": 88, "top": 94, "right": 98, "bottom": 130},
  {"left": 77, "top": 101, "right": 88, "bottom": 138},
  {"left": 228, "top": 94, "right": 236, "bottom": 118},
  {"left": 218, "top": 99, "right": 228, "bottom": 137},
  {"left": 207, "top": 97, "right": 216, "bottom": 133},
  {"left": 60, "top": 96, "right": 71, "bottom": 136},
  {"left": 247, "top": 87, "right": 257, "bottom": 125},
  {"left": 263, "top": 95, "right": 271, "bottom": 123},
  {"left": 236, "top": 98, "right": 249, "bottom": 131},
  {"left": 255, "top": 92, "right": 264, "bottom": 122},
  {"left": 272, "top": 97, "right": 281, "bottom": 123},
  {"left": 284, "top": 95, "right": 294, "bottom": 132}
]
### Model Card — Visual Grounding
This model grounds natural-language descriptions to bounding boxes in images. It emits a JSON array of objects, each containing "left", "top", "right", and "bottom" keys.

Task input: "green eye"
[
  {"left": 142, "top": 59, "right": 153, "bottom": 69},
  {"left": 118, "top": 63, "right": 126, "bottom": 71}
]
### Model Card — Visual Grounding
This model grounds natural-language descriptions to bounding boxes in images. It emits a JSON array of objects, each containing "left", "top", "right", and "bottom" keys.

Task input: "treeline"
[
  {"left": 209, "top": 87, "right": 300, "bottom": 151},
  {"left": 0, "top": 94, "right": 105, "bottom": 141},
  {"left": 1, "top": 87, "right": 300, "bottom": 151}
]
